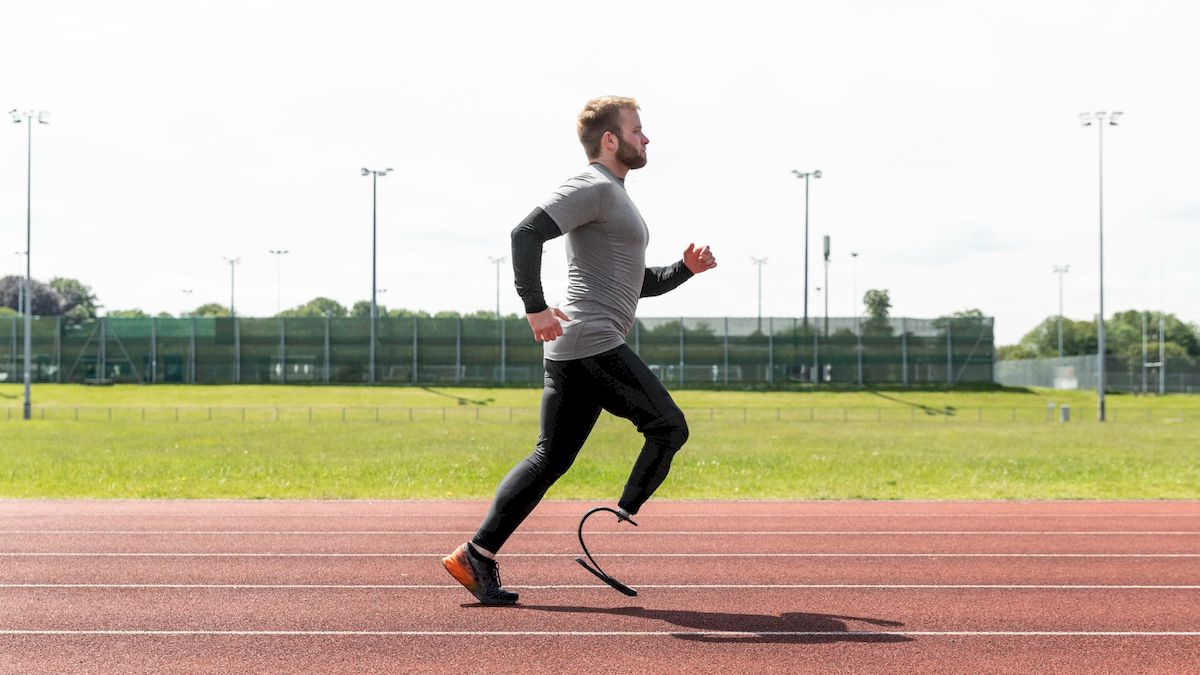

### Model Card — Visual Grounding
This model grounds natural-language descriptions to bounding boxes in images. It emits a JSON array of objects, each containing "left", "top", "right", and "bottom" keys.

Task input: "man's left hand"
[{"left": 683, "top": 243, "right": 718, "bottom": 274}]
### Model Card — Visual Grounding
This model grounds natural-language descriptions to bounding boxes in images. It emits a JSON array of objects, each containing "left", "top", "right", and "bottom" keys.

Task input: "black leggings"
[{"left": 472, "top": 344, "right": 689, "bottom": 554}]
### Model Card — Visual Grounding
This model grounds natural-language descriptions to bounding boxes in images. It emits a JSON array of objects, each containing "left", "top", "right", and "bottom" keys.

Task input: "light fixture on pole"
[
  {"left": 791, "top": 169, "right": 821, "bottom": 336},
  {"left": 362, "top": 167, "right": 393, "bottom": 385},
  {"left": 269, "top": 249, "right": 289, "bottom": 315},
  {"left": 182, "top": 289, "right": 193, "bottom": 317},
  {"left": 488, "top": 256, "right": 506, "bottom": 320},
  {"left": 222, "top": 257, "right": 241, "bottom": 317},
  {"left": 1079, "top": 111, "right": 1122, "bottom": 422},
  {"left": 10, "top": 108, "right": 49, "bottom": 421},
  {"left": 750, "top": 257, "right": 767, "bottom": 333},
  {"left": 1053, "top": 265, "right": 1070, "bottom": 362}
]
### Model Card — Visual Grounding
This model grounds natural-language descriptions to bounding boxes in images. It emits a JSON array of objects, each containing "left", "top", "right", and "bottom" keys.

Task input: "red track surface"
[{"left": 1, "top": 500, "right": 1198, "bottom": 674}]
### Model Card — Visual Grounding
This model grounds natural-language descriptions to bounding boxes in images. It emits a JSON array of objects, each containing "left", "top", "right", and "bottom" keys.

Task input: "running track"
[{"left": 1, "top": 500, "right": 1198, "bottom": 674}]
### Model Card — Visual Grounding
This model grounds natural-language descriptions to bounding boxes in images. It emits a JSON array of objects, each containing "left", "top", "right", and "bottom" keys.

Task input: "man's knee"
[{"left": 646, "top": 410, "right": 688, "bottom": 450}]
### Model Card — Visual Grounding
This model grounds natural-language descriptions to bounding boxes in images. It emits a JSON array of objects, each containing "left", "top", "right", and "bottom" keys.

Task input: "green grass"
[{"left": 1, "top": 384, "right": 1197, "bottom": 500}]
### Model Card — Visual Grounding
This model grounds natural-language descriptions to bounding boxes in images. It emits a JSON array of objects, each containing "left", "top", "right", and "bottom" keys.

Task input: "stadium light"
[
  {"left": 791, "top": 169, "right": 822, "bottom": 336},
  {"left": 222, "top": 257, "right": 241, "bottom": 317},
  {"left": 269, "top": 249, "right": 289, "bottom": 315},
  {"left": 1080, "top": 111, "right": 1122, "bottom": 421},
  {"left": 1053, "top": 265, "right": 1070, "bottom": 362},
  {"left": 362, "top": 167, "right": 392, "bottom": 384},
  {"left": 182, "top": 289, "right": 193, "bottom": 317},
  {"left": 750, "top": 257, "right": 767, "bottom": 333},
  {"left": 11, "top": 109, "right": 49, "bottom": 421}
]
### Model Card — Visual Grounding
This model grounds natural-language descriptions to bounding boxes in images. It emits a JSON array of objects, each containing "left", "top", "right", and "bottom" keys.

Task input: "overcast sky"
[{"left": 2, "top": 0, "right": 1197, "bottom": 344}]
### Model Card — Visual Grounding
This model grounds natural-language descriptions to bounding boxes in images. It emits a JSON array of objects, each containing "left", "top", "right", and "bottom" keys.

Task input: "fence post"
[
  {"left": 679, "top": 318, "right": 685, "bottom": 387},
  {"left": 99, "top": 318, "right": 107, "bottom": 381},
  {"left": 279, "top": 317, "right": 286, "bottom": 385},
  {"left": 54, "top": 316, "right": 62, "bottom": 382},
  {"left": 768, "top": 317, "right": 774, "bottom": 386},
  {"left": 150, "top": 316, "right": 157, "bottom": 384},
  {"left": 901, "top": 317, "right": 908, "bottom": 387},
  {"left": 234, "top": 317, "right": 241, "bottom": 384},
  {"left": 946, "top": 320, "right": 953, "bottom": 386},
  {"left": 189, "top": 316, "right": 196, "bottom": 384},
  {"left": 323, "top": 316, "right": 330, "bottom": 384},
  {"left": 723, "top": 317, "right": 729, "bottom": 386},
  {"left": 455, "top": 317, "right": 462, "bottom": 385},
  {"left": 411, "top": 317, "right": 418, "bottom": 385},
  {"left": 500, "top": 319, "right": 507, "bottom": 385}
]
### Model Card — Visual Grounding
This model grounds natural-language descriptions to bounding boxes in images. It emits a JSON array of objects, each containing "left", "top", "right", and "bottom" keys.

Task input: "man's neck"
[{"left": 591, "top": 156, "right": 629, "bottom": 181}]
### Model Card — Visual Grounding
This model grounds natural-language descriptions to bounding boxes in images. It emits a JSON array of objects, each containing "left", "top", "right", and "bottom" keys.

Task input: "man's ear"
[{"left": 601, "top": 130, "right": 618, "bottom": 153}]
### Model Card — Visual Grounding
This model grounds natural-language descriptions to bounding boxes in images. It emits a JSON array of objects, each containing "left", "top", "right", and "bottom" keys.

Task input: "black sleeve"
[
  {"left": 640, "top": 260, "right": 694, "bottom": 298},
  {"left": 510, "top": 207, "right": 563, "bottom": 314}
]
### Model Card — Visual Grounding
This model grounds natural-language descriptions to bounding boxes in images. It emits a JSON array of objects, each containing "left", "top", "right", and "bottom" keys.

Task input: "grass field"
[{"left": 1, "top": 384, "right": 1197, "bottom": 500}]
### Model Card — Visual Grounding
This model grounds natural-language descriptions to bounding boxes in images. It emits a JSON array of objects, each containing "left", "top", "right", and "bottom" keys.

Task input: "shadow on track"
[{"left": 505, "top": 604, "right": 913, "bottom": 644}]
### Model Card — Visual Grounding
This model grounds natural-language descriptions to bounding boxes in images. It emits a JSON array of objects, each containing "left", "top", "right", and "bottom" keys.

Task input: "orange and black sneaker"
[{"left": 442, "top": 542, "right": 519, "bottom": 605}]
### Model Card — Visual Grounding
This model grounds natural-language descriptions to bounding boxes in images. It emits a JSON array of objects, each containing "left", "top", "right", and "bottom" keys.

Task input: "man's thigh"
[{"left": 580, "top": 345, "right": 682, "bottom": 429}]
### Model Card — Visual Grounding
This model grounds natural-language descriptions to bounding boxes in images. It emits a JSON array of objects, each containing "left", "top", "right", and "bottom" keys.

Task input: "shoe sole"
[{"left": 442, "top": 552, "right": 518, "bottom": 606}]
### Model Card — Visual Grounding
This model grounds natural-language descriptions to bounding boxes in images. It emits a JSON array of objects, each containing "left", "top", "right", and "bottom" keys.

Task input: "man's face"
[{"left": 613, "top": 108, "right": 649, "bottom": 170}]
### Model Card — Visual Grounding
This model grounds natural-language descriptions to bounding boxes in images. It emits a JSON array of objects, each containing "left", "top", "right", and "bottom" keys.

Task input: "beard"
[{"left": 616, "top": 136, "right": 647, "bottom": 170}]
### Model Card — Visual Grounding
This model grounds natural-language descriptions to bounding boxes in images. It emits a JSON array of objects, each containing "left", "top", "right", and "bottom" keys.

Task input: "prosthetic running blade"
[{"left": 575, "top": 506, "right": 638, "bottom": 596}]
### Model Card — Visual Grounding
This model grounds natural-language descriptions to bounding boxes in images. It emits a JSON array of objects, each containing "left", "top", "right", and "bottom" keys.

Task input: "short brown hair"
[{"left": 577, "top": 96, "right": 639, "bottom": 159}]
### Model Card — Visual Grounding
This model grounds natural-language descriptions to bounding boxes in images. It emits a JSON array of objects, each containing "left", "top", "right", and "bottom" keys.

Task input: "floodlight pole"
[
  {"left": 11, "top": 109, "right": 48, "bottom": 421},
  {"left": 362, "top": 167, "right": 392, "bottom": 384},
  {"left": 812, "top": 286, "right": 821, "bottom": 383},
  {"left": 269, "top": 249, "right": 289, "bottom": 315},
  {"left": 488, "top": 256, "right": 506, "bottom": 320},
  {"left": 1053, "top": 265, "right": 1070, "bottom": 362},
  {"left": 823, "top": 235, "right": 830, "bottom": 337},
  {"left": 851, "top": 251, "right": 862, "bottom": 386},
  {"left": 791, "top": 170, "right": 821, "bottom": 336},
  {"left": 223, "top": 257, "right": 241, "bottom": 317},
  {"left": 751, "top": 257, "right": 767, "bottom": 333},
  {"left": 1080, "top": 111, "right": 1121, "bottom": 421}
]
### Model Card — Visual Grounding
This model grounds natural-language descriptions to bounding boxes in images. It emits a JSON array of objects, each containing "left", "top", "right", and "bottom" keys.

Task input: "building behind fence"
[
  {"left": 1, "top": 315, "right": 994, "bottom": 387},
  {"left": 995, "top": 353, "right": 1200, "bottom": 394}
]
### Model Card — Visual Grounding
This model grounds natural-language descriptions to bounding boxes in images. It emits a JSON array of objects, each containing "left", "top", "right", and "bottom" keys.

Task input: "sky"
[{"left": 1, "top": 0, "right": 1197, "bottom": 345}]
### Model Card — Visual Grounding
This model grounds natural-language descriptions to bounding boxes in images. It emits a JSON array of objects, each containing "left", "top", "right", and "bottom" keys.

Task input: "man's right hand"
[{"left": 527, "top": 307, "right": 571, "bottom": 342}]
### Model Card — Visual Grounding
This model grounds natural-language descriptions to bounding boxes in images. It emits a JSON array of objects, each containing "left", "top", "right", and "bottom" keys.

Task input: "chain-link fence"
[
  {"left": 1, "top": 314, "right": 994, "bottom": 387},
  {"left": 996, "top": 354, "right": 1200, "bottom": 394}
]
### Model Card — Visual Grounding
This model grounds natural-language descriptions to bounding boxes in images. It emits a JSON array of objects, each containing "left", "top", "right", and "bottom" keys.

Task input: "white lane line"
[
  {"left": 3, "top": 530, "right": 1197, "bottom": 536},
  {"left": 1, "top": 630, "right": 1198, "bottom": 637},
  {"left": 2, "top": 583, "right": 1198, "bottom": 590},
  {"left": 4, "top": 513, "right": 1198, "bottom": 519},
  {"left": 1, "top": 552, "right": 1197, "bottom": 558}
]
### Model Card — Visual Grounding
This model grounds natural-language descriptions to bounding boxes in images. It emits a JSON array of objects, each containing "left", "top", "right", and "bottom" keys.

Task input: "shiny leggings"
[{"left": 472, "top": 345, "right": 689, "bottom": 554}]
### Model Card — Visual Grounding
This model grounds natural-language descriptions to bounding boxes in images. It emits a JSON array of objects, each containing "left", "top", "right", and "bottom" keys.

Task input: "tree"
[
  {"left": 997, "top": 310, "right": 1199, "bottom": 364},
  {"left": 278, "top": 297, "right": 348, "bottom": 318},
  {"left": 861, "top": 289, "right": 893, "bottom": 336},
  {"left": 350, "top": 300, "right": 386, "bottom": 318},
  {"left": 0, "top": 276, "right": 66, "bottom": 316},
  {"left": 192, "top": 303, "right": 230, "bottom": 317},
  {"left": 107, "top": 309, "right": 149, "bottom": 318},
  {"left": 49, "top": 277, "right": 100, "bottom": 322}
]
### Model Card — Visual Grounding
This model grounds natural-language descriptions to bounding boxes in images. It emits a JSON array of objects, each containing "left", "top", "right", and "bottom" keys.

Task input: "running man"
[{"left": 443, "top": 96, "right": 718, "bottom": 605}]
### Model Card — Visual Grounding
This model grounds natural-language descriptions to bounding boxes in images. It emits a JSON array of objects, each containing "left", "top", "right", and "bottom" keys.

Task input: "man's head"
[{"left": 577, "top": 96, "right": 648, "bottom": 171}]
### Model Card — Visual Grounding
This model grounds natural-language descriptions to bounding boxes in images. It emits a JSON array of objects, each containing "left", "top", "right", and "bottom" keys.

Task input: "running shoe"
[{"left": 442, "top": 543, "right": 519, "bottom": 605}]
